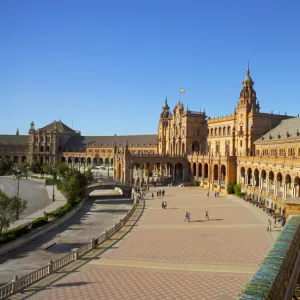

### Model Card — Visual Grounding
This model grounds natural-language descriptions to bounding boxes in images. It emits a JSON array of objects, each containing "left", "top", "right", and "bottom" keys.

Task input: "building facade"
[{"left": 1, "top": 67, "right": 300, "bottom": 215}]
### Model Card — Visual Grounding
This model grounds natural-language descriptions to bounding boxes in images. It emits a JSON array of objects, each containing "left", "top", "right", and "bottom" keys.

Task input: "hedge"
[
  {"left": 31, "top": 216, "right": 49, "bottom": 229},
  {"left": 192, "top": 179, "right": 200, "bottom": 186},
  {"left": 227, "top": 183, "right": 235, "bottom": 194},
  {"left": 45, "top": 178, "right": 62, "bottom": 186},
  {"left": 46, "top": 203, "right": 73, "bottom": 219},
  {"left": 6, "top": 226, "right": 30, "bottom": 237}
]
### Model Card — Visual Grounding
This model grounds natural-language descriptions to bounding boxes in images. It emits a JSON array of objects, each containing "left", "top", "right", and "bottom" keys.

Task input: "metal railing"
[{"left": 0, "top": 202, "right": 138, "bottom": 299}]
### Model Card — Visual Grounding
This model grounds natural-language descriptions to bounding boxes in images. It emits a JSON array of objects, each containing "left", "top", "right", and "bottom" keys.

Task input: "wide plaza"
[{"left": 15, "top": 187, "right": 280, "bottom": 300}]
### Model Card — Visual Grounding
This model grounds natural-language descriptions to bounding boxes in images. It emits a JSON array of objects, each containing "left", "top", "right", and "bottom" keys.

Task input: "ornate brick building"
[{"left": 1, "top": 67, "right": 300, "bottom": 215}]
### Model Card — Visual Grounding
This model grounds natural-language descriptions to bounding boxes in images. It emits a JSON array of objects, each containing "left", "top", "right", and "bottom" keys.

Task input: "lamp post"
[
  {"left": 52, "top": 164, "right": 56, "bottom": 202},
  {"left": 13, "top": 169, "right": 22, "bottom": 220}
]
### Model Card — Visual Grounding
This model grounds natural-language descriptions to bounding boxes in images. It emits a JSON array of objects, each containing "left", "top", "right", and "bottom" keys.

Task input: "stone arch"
[
  {"left": 87, "top": 157, "right": 91, "bottom": 164},
  {"left": 254, "top": 168, "right": 259, "bottom": 186},
  {"left": 247, "top": 168, "right": 252, "bottom": 185},
  {"left": 261, "top": 169, "right": 266, "bottom": 180},
  {"left": 175, "top": 162, "right": 183, "bottom": 180},
  {"left": 192, "top": 162, "right": 197, "bottom": 177},
  {"left": 40, "top": 146, "right": 44, "bottom": 152},
  {"left": 223, "top": 127, "right": 226, "bottom": 136},
  {"left": 204, "top": 163, "right": 209, "bottom": 179},
  {"left": 213, "top": 164, "right": 218, "bottom": 181},
  {"left": 285, "top": 174, "right": 291, "bottom": 188},
  {"left": 68, "top": 157, "right": 72, "bottom": 164},
  {"left": 221, "top": 165, "right": 226, "bottom": 182},
  {"left": 277, "top": 172, "right": 282, "bottom": 184},
  {"left": 13, "top": 156, "right": 18, "bottom": 164},
  {"left": 218, "top": 127, "right": 222, "bottom": 136},
  {"left": 46, "top": 146, "right": 50, "bottom": 152},
  {"left": 74, "top": 157, "right": 79, "bottom": 163},
  {"left": 21, "top": 156, "right": 26, "bottom": 162},
  {"left": 269, "top": 171, "right": 274, "bottom": 181},
  {"left": 105, "top": 158, "right": 109, "bottom": 165},
  {"left": 198, "top": 163, "right": 202, "bottom": 178},
  {"left": 93, "top": 157, "right": 97, "bottom": 164},
  {"left": 294, "top": 176, "right": 300, "bottom": 197},
  {"left": 240, "top": 167, "right": 245, "bottom": 184},
  {"left": 99, "top": 157, "right": 103, "bottom": 165},
  {"left": 192, "top": 141, "right": 199, "bottom": 153},
  {"left": 227, "top": 126, "right": 231, "bottom": 135}
]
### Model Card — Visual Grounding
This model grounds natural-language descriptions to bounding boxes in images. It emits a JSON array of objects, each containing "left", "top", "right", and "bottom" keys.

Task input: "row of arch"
[
  {"left": 240, "top": 166, "right": 300, "bottom": 198},
  {"left": 192, "top": 162, "right": 227, "bottom": 182},
  {"left": 0, "top": 156, "right": 27, "bottom": 163},
  {"left": 208, "top": 126, "right": 231, "bottom": 137},
  {"left": 257, "top": 148, "right": 300, "bottom": 157},
  {"left": 115, "top": 161, "right": 186, "bottom": 184},
  {"left": 62, "top": 157, "right": 113, "bottom": 165}
]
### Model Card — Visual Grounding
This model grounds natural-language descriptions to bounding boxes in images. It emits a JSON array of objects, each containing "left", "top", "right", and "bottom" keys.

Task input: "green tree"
[
  {"left": 18, "top": 162, "right": 30, "bottom": 179},
  {"left": 61, "top": 169, "right": 94, "bottom": 204},
  {"left": 0, "top": 158, "right": 13, "bottom": 176},
  {"left": 0, "top": 190, "right": 15, "bottom": 234},
  {"left": 10, "top": 196, "right": 28, "bottom": 221},
  {"left": 30, "top": 160, "right": 41, "bottom": 174},
  {"left": 56, "top": 163, "right": 69, "bottom": 179}
]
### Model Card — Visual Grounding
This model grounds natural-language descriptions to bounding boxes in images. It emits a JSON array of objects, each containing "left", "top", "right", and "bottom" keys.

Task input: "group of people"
[
  {"left": 152, "top": 189, "right": 165, "bottom": 198},
  {"left": 184, "top": 211, "right": 210, "bottom": 222},
  {"left": 206, "top": 191, "right": 220, "bottom": 197}
]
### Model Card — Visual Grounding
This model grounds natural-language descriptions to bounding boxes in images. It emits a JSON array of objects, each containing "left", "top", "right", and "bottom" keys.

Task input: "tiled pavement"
[{"left": 11, "top": 187, "right": 281, "bottom": 300}]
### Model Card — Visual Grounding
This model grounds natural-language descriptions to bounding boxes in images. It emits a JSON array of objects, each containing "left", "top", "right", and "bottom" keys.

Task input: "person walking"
[
  {"left": 267, "top": 219, "right": 272, "bottom": 231},
  {"left": 205, "top": 211, "right": 209, "bottom": 221},
  {"left": 184, "top": 212, "right": 189, "bottom": 222},
  {"left": 207, "top": 191, "right": 210, "bottom": 197}
]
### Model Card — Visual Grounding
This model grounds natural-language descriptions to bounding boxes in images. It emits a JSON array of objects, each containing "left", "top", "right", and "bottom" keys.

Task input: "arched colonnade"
[{"left": 239, "top": 166, "right": 300, "bottom": 200}]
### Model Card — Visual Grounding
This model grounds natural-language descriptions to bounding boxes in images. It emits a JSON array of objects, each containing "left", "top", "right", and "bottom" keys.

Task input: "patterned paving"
[{"left": 12, "top": 187, "right": 280, "bottom": 300}]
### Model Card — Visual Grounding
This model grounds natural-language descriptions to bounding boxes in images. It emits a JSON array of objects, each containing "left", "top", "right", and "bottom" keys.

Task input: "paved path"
[
  {"left": 7, "top": 183, "right": 67, "bottom": 230},
  {"left": 11, "top": 187, "right": 281, "bottom": 300},
  {"left": 0, "top": 177, "right": 52, "bottom": 219},
  {"left": 0, "top": 191, "right": 132, "bottom": 285}
]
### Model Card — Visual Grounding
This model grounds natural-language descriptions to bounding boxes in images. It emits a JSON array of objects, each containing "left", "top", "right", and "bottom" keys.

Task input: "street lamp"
[{"left": 52, "top": 164, "right": 56, "bottom": 202}]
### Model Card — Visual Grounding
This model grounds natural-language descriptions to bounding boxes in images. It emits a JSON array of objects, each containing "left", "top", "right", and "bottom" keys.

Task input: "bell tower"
[
  {"left": 158, "top": 96, "right": 171, "bottom": 154},
  {"left": 235, "top": 67, "right": 260, "bottom": 156}
]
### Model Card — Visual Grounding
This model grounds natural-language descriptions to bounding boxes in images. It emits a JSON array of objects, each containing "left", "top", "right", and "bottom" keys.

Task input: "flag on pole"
[{"left": 180, "top": 88, "right": 186, "bottom": 93}]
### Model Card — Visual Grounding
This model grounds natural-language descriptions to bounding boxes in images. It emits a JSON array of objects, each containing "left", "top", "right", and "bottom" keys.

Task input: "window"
[
  {"left": 240, "top": 140, "right": 243, "bottom": 147},
  {"left": 219, "top": 128, "right": 222, "bottom": 136},
  {"left": 223, "top": 127, "right": 226, "bottom": 136}
]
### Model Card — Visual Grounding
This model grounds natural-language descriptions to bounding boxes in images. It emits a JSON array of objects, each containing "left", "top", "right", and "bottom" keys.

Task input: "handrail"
[{"left": 0, "top": 200, "right": 138, "bottom": 299}]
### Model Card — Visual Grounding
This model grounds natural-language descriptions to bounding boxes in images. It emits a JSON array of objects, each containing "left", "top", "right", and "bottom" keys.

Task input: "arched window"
[
  {"left": 227, "top": 127, "right": 231, "bottom": 135},
  {"left": 219, "top": 128, "right": 222, "bottom": 136},
  {"left": 223, "top": 127, "right": 226, "bottom": 136}
]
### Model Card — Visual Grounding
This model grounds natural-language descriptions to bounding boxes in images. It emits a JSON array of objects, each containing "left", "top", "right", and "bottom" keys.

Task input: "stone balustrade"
[{"left": 0, "top": 202, "right": 138, "bottom": 299}]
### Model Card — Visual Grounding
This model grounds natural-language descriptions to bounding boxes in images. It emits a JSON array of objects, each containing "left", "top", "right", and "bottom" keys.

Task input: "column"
[
  {"left": 259, "top": 177, "right": 262, "bottom": 189},
  {"left": 274, "top": 181, "right": 278, "bottom": 196},
  {"left": 196, "top": 163, "right": 199, "bottom": 179},
  {"left": 172, "top": 168, "right": 175, "bottom": 181},
  {"left": 266, "top": 178, "right": 270, "bottom": 193},
  {"left": 245, "top": 174, "right": 248, "bottom": 185},
  {"left": 292, "top": 185, "right": 296, "bottom": 198},
  {"left": 283, "top": 183, "right": 287, "bottom": 200},
  {"left": 252, "top": 176, "right": 255, "bottom": 187}
]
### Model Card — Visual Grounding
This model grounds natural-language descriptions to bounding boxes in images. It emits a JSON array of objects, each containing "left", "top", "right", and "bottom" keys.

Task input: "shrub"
[
  {"left": 31, "top": 175, "right": 39, "bottom": 179},
  {"left": 234, "top": 184, "right": 242, "bottom": 195},
  {"left": 6, "top": 226, "right": 30, "bottom": 237},
  {"left": 227, "top": 184, "right": 235, "bottom": 194},
  {"left": 192, "top": 179, "right": 200, "bottom": 186},
  {"left": 31, "top": 216, "right": 49, "bottom": 229},
  {"left": 47, "top": 203, "right": 73, "bottom": 218},
  {"left": 0, "top": 233, "right": 16, "bottom": 244},
  {"left": 45, "top": 178, "right": 61, "bottom": 186},
  {"left": 73, "top": 196, "right": 82, "bottom": 205}
]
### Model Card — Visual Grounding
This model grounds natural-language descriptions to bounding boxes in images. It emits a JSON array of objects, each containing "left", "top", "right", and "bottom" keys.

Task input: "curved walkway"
[{"left": 12, "top": 187, "right": 280, "bottom": 300}]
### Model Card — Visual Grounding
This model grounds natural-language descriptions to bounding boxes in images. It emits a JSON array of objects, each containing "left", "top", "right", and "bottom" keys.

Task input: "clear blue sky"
[{"left": 1, "top": 0, "right": 299, "bottom": 136}]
